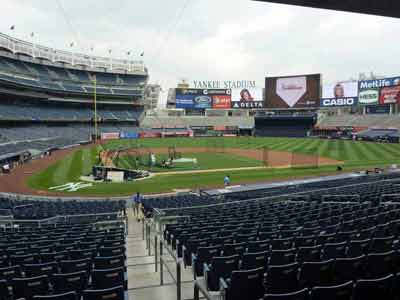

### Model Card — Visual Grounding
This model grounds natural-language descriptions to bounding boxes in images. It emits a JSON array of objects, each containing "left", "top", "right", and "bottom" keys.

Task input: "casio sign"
[{"left": 322, "top": 98, "right": 355, "bottom": 107}]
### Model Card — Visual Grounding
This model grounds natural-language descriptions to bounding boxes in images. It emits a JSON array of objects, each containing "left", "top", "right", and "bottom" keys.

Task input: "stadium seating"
[
  {"left": 0, "top": 56, "right": 145, "bottom": 97},
  {"left": 318, "top": 114, "right": 400, "bottom": 130},
  {"left": 153, "top": 173, "right": 400, "bottom": 300},
  {"left": 0, "top": 196, "right": 127, "bottom": 300}
]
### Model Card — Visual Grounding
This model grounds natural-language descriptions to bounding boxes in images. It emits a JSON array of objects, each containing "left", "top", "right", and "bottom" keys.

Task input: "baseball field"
[{"left": 25, "top": 137, "right": 400, "bottom": 196}]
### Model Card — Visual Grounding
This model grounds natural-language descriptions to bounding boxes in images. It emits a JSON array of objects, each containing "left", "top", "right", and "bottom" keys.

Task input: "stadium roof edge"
[
  {"left": 253, "top": 0, "right": 400, "bottom": 19},
  {"left": 0, "top": 32, "right": 147, "bottom": 75}
]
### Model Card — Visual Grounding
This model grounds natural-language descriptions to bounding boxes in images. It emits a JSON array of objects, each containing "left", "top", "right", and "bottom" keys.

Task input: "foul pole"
[{"left": 93, "top": 76, "right": 98, "bottom": 142}]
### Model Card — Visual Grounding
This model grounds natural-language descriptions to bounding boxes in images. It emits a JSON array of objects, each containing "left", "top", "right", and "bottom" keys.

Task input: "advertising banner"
[
  {"left": 320, "top": 82, "right": 358, "bottom": 107},
  {"left": 120, "top": 132, "right": 139, "bottom": 139},
  {"left": 265, "top": 74, "right": 320, "bottom": 108},
  {"left": 175, "top": 89, "right": 230, "bottom": 110},
  {"left": 359, "top": 77, "right": 400, "bottom": 90},
  {"left": 380, "top": 86, "right": 400, "bottom": 104},
  {"left": 101, "top": 132, "right": 120, "bottom": 140},
  {"left": 366, "top": 104, "right": 390, "bottom": 114},
  {"left": 212, "top": 95, "right": 231, "bottom": 109},
  {"left": 231, "top": 88, "right": 264, "bottom": 109},
  {"left": 175, "top": 94, "right": 195, "bottom": 109},
  {"left": 139, "top": 131, "right": 162, "bottom": 138},
  {"left": 358, "top": 88, "right": 379, "bottom": 105}
]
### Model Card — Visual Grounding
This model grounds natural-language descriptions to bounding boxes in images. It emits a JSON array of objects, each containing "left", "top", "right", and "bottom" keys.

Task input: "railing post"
[
  {"left": 155, "top": 235, "right": 158, "bottom": 272},
  {"left": 142, "top": 218, "right": 145, "bottom": 240},
  {"left": 147, "top": 224, "right": 151, "bottom": 256},
  {"left": 160, "top": 238, "right": 164, "bottom": 285},
  {"left": 177, "top": 259, "right": 182, "bottom": 300}
]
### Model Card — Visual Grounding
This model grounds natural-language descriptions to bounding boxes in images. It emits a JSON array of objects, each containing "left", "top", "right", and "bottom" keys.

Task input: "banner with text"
[
  {"left": 380, "top": 86, "right": 400, "bottom": 104},
  {"left": 359, "top": 76, "right": 400, "bottom": 106},
  {"left": 175, "top": 89, "right": 230, "bottom": 109},
  {"left": 320, "top": 81, "right": 358, "bottom": 107},
  {"left": 231, "top": 88, "right": 264, "bottom": 109}
]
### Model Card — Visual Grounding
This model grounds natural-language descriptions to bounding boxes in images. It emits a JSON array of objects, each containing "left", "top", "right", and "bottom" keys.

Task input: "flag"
[{"left": 10, "top": 25, "right": 15, "bottom": 30}]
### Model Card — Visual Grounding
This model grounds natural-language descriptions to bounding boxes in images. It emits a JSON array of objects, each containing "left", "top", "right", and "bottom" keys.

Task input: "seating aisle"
[{"left": 126, "top": 210, "right": 195, "bottom": 300}]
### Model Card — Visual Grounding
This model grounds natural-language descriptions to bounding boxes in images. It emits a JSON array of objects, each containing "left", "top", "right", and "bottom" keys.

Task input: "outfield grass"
[{"left": 27, "top": 137, "right": 400, "bottom": 196}]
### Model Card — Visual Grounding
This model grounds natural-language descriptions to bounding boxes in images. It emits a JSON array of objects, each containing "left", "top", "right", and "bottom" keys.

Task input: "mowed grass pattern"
[
  {"left": 116, "top": 152, "right": 263, "bottom": 172},
  {"left": 28, "top": 137, "right": 400, "bottom": 195}
]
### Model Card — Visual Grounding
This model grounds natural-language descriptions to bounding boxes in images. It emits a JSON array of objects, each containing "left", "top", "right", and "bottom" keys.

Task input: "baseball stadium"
[{"left": 1, "top": 1, "right": 400, "bottom": 300}]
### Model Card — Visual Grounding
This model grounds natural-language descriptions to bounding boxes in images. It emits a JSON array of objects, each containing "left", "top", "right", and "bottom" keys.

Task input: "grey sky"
[{"left": 1, "top": 0, "right": 400, "bottom": 106}]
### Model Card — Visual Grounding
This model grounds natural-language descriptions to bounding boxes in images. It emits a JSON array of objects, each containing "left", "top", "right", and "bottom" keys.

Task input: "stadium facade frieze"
[{"left": 192, "top": 80, "right": 257, "bottom": 89}]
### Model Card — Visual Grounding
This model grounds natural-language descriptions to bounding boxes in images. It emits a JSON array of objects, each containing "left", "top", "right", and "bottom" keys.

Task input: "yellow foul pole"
[{"left": 93, "top": 76, "right": 98, "bottom": 142}]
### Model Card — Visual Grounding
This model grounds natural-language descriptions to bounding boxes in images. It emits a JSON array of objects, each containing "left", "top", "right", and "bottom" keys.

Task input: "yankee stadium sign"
[{"left": 192, "top": 80, "right": 257, "bottom": 89}]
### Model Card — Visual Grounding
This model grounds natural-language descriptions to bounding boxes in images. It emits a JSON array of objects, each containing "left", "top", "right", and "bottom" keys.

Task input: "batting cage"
[
  {"left": 207, "top": 139, "right": 225, "bottom": 154},
  {"left": 262, "top": 147, "right": 293, "bottom": 168},
  {"left": 291, "top": 148, "right": 319, "bottom": 169}
]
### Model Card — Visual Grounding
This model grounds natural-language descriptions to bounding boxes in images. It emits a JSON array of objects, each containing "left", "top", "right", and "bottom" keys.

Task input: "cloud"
[{"left": 1, "top": 0, "right": 400, "bottom": 107}]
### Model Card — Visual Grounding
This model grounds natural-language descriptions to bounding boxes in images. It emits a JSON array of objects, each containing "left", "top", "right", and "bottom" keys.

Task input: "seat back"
[
  {"left": 52, "top": 271, "right": 88, "bottom": 295},
  {"left": 12, "top": 275, "right": 49, "bottom": 300},
  {"left": 226, "top": 267, "right": 265, "bottom": 300},
  {"left": 223, "top": 243, "right": 246, "bottom": 257},
  {"left": 83, "top": 285, "right": 124, "bottom": 300},
  {"left": 297, "top": 245, "right": 322, "bottom": 263},
  {"left": 267, "top": 263, "right": 299, "bottom": 293},
  {"left": 365, "top": 251, "right": 395, "bottom": 279},
  {"left": 299, "top": 260, "right": 334, "bottom": 288},
  {"left": 60, "top": 258, "right": 92, "bottom": 274},
  {"left": 0, "top": 265, "right": 20, "bottom": 283},
  {"left": 270, "top": 249, "right": 296, "bottom": 265},
  {"left": 24, "top": 262, "right": 58, "bottom": 278},
  {"left": 208, "top": 255, "right": 239, "bottom": 291},
  {"left": 271, "top": 238, "right": 293, "bottom": 250},
  {"left": 241, "top": 251, "right": 268, "bottom": 270},
  {"left": 264, "top": 288, "right": 309, "bottom": 300},
  {"left": 94, "top": 255, "right": 125, "bottom": 270},
  {"left": 353, "top": 274, "right": 394, "bottom": 300},
  {"left": 247, "top": 239, "right": 270, "bottom": 253},
  {"left": 195, "top": 245, "right": 221, "bottom": 276},
  {"left": 33, "top": 291, "right": 78, "bottom": 300},
  {"left": 310, "top": 281, "right": 353, "bottom": 300},
  {"left": 92, "top": 267, "right": 125, "bottom": 290},
  {"left": 98, "top": 246, "right": 125, "bottom": 257},
  {"left": 333, "top": 255, "right": 366, "bottom": 284},
  {"left": 322, "top": 242, "right": 346, "bottom": 259}
]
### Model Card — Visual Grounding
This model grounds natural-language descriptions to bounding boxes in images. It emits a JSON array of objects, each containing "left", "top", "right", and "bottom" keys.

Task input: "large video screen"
[
  {"left": 175, "top": 89, "right": 230, "bottom": 109},
  {"left": 320, "top": 81, "right": 358, "bottom": 107},
  {"left": 231, "top": 88, "right": 264, "bottom": 109},
  {"left": 265, "top": 74, "right": 320, "bottom": 108}
]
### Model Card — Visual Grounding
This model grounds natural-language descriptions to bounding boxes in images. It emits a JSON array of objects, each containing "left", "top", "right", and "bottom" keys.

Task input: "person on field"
[{"left": 224, "top": 175, "right": 231, "bottom": 187}]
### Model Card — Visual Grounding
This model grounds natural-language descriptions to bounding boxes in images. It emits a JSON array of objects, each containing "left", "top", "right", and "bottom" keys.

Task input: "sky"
[{"left": 1, "top": 0, "right": 400, "bottom": 107}]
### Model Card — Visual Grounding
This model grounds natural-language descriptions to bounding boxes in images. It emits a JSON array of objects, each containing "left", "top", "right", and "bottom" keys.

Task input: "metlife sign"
[{"left": 359, "top": 77, "right": 400, "bottom": 90}]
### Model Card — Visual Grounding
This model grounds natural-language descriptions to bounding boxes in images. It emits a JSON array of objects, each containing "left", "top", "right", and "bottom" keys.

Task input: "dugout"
[{"left": 254, "top": 114, "right": 317, "bottom": 137}]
